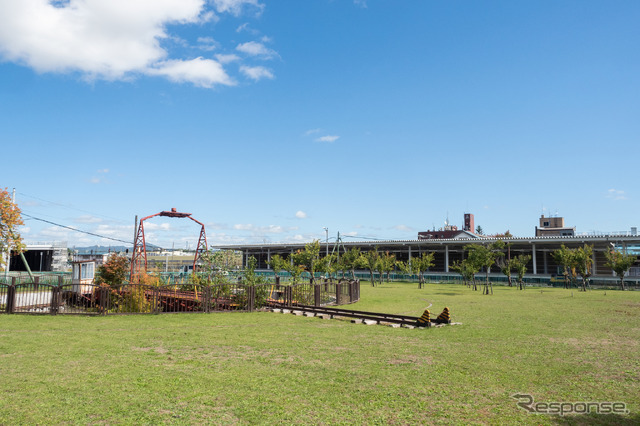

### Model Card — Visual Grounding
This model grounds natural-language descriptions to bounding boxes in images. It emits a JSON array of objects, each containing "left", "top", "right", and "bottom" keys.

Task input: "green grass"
[{"left": 1, "top": 282, "right": 639, "bottom": 425}]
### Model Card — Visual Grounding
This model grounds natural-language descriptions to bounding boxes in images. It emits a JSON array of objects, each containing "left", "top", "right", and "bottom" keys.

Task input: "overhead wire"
[{"left": 22, "top": 213, "right": 132, "bottom": 245}]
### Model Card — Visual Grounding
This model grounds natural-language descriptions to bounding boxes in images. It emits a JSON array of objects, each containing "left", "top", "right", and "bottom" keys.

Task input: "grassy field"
[{"left": 1, "top": 282, "right": 639, "bottom": 425}]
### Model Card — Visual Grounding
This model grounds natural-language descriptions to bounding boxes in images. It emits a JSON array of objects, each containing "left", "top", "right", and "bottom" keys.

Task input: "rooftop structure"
[{"left": 536, "top": 215, "right": 575, "bottom": 237}]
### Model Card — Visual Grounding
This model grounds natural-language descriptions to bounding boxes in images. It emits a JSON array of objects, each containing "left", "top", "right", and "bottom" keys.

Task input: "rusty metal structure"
[{"left": 130, "top": 208, "right": 207, "bottom": 282}]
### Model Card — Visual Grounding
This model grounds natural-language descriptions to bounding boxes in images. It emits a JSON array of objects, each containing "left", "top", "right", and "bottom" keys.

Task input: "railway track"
[{"left": 269, "top": 303, "right": 452, "bottom": 328}]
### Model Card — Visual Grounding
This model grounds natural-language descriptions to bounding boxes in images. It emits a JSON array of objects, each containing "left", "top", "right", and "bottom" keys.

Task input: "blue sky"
[{"left": 1, "top": 0, "right": 638, "bottom": 249}]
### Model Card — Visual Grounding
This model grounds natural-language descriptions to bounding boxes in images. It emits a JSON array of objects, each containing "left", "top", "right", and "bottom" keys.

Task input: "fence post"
[
  {"left": 34, "top": 275, "right": 39, "bottom": 291},
  {"left": 7, "top": 277, "right": 16, "bottom": 314},
  {"left": 153, "top": 286, "right": 159, "bottom": 315},
  {"left": 314, "top": 284, "right": 320, "bottom": 307},
  {"left": 50, "top": 278, "right": 61, "bottom": 315},
  {"left": 286, "top": 286, "right": 292, "bottom": 307},
  {"left": 348, "top": 281, "right": 354, "bottom": 303},
  {"left": 203, "top": 286, "right": 211, "bottom": 313},
  {"left": 336, "top": 282, "right": 342, "bottom": 305},
  {"left": 248, "top": 286, "right": 255, "bottom": 312},
  {"left": 100, "top": 286, "right": 108, "bottom": 315}
]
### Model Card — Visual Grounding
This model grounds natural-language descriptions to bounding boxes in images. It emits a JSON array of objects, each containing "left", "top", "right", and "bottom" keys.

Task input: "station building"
[{"left": 212, "top": 215, "right": 640, "bottom": 279}]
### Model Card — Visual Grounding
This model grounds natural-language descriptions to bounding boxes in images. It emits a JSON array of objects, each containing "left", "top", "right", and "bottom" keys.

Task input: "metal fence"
[{"left": 0, "top": 278, "right": 361, "bottom": 316}]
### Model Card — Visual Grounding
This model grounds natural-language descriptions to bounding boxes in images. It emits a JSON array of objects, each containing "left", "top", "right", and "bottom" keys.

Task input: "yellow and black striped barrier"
[
  {"left": 416, "top": 309, "right": 431, "bottom": 327},
  {"left": 434, "top": 307, "right": 451, "bottom": 324}
]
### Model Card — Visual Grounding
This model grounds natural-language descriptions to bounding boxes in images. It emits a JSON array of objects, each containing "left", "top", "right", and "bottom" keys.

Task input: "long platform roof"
[{"left": 212, "top": 233, "right": 640, "bottom": 251}]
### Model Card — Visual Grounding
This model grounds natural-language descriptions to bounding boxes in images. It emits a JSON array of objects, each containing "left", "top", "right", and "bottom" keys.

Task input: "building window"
[{"left": 81, "top": 263, "right": 94, "bottom": 279}]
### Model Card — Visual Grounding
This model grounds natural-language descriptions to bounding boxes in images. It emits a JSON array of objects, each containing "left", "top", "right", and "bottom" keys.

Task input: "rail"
[{"left": 269, "top": 303, "right": 452, "bottom": 328}]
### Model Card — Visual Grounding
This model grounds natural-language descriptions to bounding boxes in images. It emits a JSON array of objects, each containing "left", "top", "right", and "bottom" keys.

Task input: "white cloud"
[
  {"left": 149, "top": 58, "right": 235, "bottom": 88},
  {"left": 145, "top": 222, "right": 171, "bottom": 231},
  {"left": 240, "top": 65, "right": 274, "bottom": 81},
  {"left": 212, "top": 0, "right": 264, "bottom": 16},
  {"left": 305, "top": 128, "right": 322, "bottom": 136},
  {"left": 354, "top": 0, "right": 368, "bottom": 8},
  {"left": 233, "top": 223, "right": 253, "bottom": 231},
  {"left": 236, "top": 41, "right": 277, "bottom": 59},
  {"left": 0, "top": 0, "right": 267, "bottom": 87},
  {"left": 215, "top": 53, "right": 240, "bottom": 64},
  {"left": 606, "top": 188, "right": 627, "bottom": 200},
  {"left": 196, "top": 37, "right": 218, "bottom": 51},
  {"left": 393, "top": 224, "right": 413, "bottom": 232},
  {"left": 233, "top": 223, "right": 288, "bottom": 234},
  {"left": 315, "top": 135, "right": 340, "bottom": 143},
  {"left": 90, "top": 168, "right": 110, "bottom": 184},
  {"left": 295, "top": 211, "right": 307, "bottom": 219},
  {"left": 236, "top": 22, "right": 259, "bottom": 35},
  {"left": 75, "top": 215, "right": 103, "bottom": 224}
]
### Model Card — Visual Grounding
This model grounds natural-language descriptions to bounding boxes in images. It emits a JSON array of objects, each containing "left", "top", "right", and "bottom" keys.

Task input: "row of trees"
[
  {"left": 552, "top": 244, "right": 636, "bottom": 291},
  {"left": 265, "top": 241, "right": 437, "bottom": 288},
  {"left": 449, "top": 241, "right": 531, "bottom": 294}
]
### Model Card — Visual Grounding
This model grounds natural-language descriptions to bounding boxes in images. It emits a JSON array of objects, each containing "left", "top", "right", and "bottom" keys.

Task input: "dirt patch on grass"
[
  {"left": 131, "top": 346, "right": 169, "bottom": 354},
  {"left": 549, "top": 337, "right": 638, "bottom": 348},
  {"left": 388, "top": 354, "right": 433, "bottom": 366}
]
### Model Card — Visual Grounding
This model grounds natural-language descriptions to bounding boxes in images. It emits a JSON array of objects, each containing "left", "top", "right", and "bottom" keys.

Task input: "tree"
[
  {"left": 493, "top": 230, "right": 514, "bottom": 239},
  {"left": 340, "top": 247, "right": 365, "bottom": 280},
  {"left": 497, "top": 256, "right": 514, "bottom": 287},
  {"left": 495, "top": 242, "right": 514, "bottom": 287},
  {"left": 552, "top": 245, "right": 573, "bottom": 289},
  {"left": 361, "top": 249, "right": 380, "bottom": 287},
  {"left": 379, "top": 251, "right": 396, "bottom": 283},
  {"left": 267, "top": 254, "right": 287, "bottom": 283},
  {"left": 475, "top": 225, "right": 484, "bottom": 235},
  {"left": 316, "top": 253, "right": 337, "bottom": 280},
  {"left": 604, "top": 249, "right": 636, "bottom": 291},
  {"left": 283, "top": 256, "right": 304, "bottom": 285},
  {"left": 411, "top": 252, "right": 435, "bottom": 289},
  {"left": 95, "top": 253, "right": 130, "bottom": 287},
  {"left": 0, "top": 187, "right": 26, "bottom": 271},
  {"left": 292, "top": 240, "right": 321, "bottom": 284},
  {"left": 511, "top": 254, "right": 531, "bottom": 290},
  {"left": 450, "top": 258, "right": 479, "bottom": 289},
  {"left": 243, "top": 256, "right": 265, "bottom": 286},
  {"left": 573, "top": 244, "right": 593, "bottom": 292},
  {"left": 198, "top": 249, "right": 230, "bottom": 283},
  {"left": 465, "top": 241, "right": 505, "bottom": 295}
]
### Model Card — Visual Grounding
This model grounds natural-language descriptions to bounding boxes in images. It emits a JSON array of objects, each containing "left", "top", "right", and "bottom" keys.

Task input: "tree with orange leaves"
[{"left": 1, "top": 187, "right": 26, "bottom": 271}]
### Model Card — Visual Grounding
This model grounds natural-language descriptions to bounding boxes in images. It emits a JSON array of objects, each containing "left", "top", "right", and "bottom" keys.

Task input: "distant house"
[
  {"left": 72, "top": 253, "right": 110, "bottom": 267},
  {"left": 535, "top": 215, "right": 575, "bottom": 237}
]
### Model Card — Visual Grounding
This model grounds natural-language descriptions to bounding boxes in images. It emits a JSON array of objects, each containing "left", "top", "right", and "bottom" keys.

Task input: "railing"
[{"left": 0, "top": 278, "right": 361, "bottom": 316}]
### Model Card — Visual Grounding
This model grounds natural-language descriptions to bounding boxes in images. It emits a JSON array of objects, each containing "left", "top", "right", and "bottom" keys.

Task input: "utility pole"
[{"left": 323, "top": 227, "right": 329, "bottom": 257}]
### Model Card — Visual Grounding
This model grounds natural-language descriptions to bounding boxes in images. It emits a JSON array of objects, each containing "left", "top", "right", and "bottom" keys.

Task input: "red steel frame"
[{"left": 130, "top": 208, "right": 207, "bottom": 282}]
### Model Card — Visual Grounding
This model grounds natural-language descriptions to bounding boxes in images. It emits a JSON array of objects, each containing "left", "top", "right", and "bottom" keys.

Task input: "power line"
[{"left": 22, "top": 213, "right": 132, "bottom": 245}]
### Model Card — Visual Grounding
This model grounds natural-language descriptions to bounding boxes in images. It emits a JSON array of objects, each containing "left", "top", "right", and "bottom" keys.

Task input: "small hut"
[{"left": 71, "top": 260, "right": 95, "bottom": 294}]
